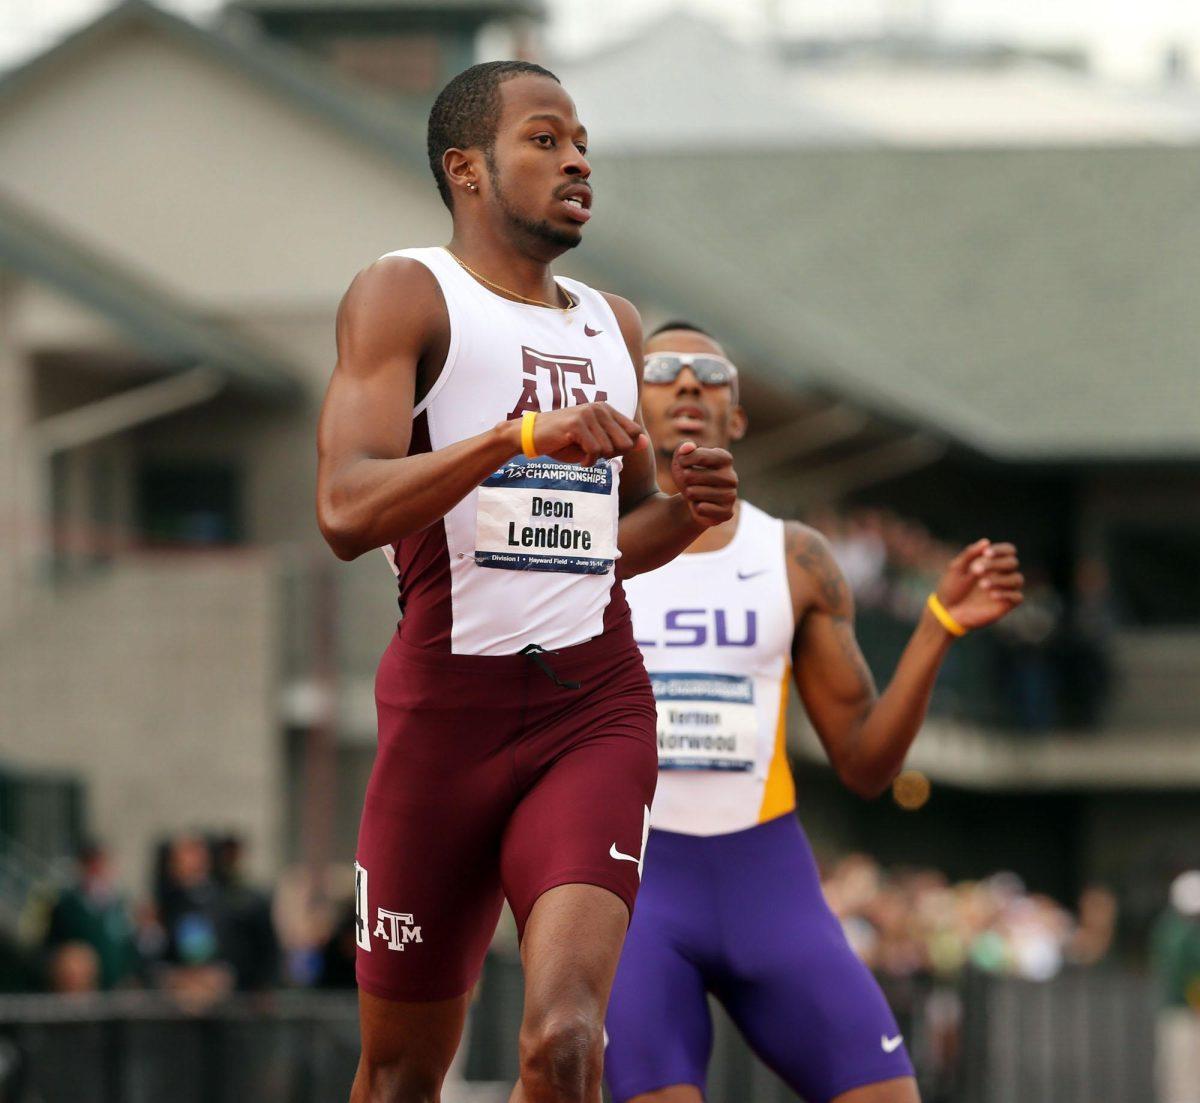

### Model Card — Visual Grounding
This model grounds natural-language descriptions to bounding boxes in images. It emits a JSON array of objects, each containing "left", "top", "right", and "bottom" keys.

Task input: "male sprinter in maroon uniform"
[{"left": 316, "top": 63, "right": 738, "bottom": 1103}]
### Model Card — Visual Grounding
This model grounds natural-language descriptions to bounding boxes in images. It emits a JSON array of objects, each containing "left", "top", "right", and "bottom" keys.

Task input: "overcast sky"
[{"left": 1, "top": 0, "right": 1198, "bottom": 81}]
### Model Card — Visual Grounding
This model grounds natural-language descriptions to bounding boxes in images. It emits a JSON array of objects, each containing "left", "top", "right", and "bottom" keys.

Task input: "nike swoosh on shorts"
[
  {"left": 882, "top": 1034, "right": 904, "bottom": 1053},
  {"left": 609, "top": 843, "right": 640, "bottom": 864}
]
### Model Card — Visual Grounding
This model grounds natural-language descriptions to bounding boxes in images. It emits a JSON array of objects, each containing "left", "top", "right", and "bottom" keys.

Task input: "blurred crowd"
[
  {"left": 22, "top": 834, "right": 1129, "bottom": 1000},
  {"left": 821, "top": 852, "right": 1118, "bottom": 983},
  {"left": 25, "top": 834, "right": 300, "bottom": 1000},
  {"left": 808, "top": 507, "right": 1115, "bottom": 731}
]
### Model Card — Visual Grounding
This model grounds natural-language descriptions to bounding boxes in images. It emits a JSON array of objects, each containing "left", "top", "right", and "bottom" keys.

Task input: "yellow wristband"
[
  {"left": 927, "top": 593, "right": 967, "bottom": 637},
  {"left": 520, "top": 411, "right": 539, "bottom": 459}
]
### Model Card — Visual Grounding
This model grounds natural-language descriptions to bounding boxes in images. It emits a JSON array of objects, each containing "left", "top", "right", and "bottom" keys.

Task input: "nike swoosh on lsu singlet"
[{"left": 584, "top": 324, "right": 603, "bottom": 336}]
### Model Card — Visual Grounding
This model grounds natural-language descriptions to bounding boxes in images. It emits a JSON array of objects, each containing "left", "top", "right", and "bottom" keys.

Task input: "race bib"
[
  {"left": 651, "top": 672, "right": 758, "bottom": 772},
  {"left": 474, "top": 456, "right": 617, "bottom": 574}
]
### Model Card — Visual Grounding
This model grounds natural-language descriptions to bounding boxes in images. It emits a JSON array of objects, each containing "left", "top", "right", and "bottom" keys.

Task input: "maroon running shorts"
[{"left": 353, "top": 629, "right": 658, "bottom": 1003}]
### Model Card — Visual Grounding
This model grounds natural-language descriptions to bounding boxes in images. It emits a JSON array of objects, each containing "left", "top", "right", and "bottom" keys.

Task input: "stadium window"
[
  {"left": 1107, "top": 524, "right": 1200, "bottom": 626},
  {"left": 48, "top": 451, "right": 69, "bottom": 569},
  {"left": 136, "top": 462, "right": 242, "bottom": 547},
  {"left": 89, "top": 450, "right": 117, "bottom": 565}
]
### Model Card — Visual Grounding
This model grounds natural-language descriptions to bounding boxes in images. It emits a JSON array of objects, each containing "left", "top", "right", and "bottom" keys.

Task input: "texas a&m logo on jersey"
[
  {"left": 506, "top": 346, "right": 608, "bottom": 420},
  {"left": 355, "top": 861, "right": 422, "bottom": 953}
]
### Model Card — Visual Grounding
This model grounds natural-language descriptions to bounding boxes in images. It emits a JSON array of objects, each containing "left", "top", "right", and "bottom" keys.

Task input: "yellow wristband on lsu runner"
[
  {"left": 927, "top": 593, "right": 967, "bottom": 637},
  {"left": 521, "top": 411, "right": 539, "bottom": 459}
]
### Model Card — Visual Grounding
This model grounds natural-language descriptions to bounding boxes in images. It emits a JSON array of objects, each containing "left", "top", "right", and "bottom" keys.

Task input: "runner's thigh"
[
  {"left": 500, "top": 646, "right": 657, "bottom": 935},
  {"left": 604, "top": 901, "right": 713, "bottom": 1103},
  {"left": 356, "top": 637, "right": 514, "bottom": 1002},
  {"left": 500, "top": 718, "right": 657, "bottom": 937}
]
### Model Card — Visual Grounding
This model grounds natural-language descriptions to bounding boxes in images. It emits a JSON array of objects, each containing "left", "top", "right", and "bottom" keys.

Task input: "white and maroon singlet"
[{"left": 380, "top": 246, "right": 640, "bottom": 656}]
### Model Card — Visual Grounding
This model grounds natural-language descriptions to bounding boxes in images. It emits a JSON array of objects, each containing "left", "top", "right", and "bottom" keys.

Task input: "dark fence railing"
[
  {"left": 0, "top": 992, "right": 361, "bottom": 1103},
  {"left": 956, "top": 968, "right": 1156, "bottom": 1103},
  {"left": 468, "top": 960, "right": 1155, "bottom": 1103},
  {"left": 0, "top": 965, "right": 1156, "bottom": 1103}
]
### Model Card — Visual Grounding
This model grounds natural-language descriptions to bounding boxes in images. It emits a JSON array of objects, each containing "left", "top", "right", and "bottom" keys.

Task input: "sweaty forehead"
[
  {"left": 498, "top": 74, "right": 582, "bottom": 131},
  {"left": 645, "top": 329, "right": 725, "bottom": 357}
]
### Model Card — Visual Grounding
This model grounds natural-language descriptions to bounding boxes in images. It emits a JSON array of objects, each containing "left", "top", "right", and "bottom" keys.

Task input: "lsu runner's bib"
[
  {"left": 652, "top": 673, "right": 757, "bottom": 772},
  {"left": 474, "top": 456, "right": 617, "bottom": 574}
]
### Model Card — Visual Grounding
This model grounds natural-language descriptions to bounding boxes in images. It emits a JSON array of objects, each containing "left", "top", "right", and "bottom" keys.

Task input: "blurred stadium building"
[{"left": 0, "top": 0, "right": 1198, "bottom": 988}]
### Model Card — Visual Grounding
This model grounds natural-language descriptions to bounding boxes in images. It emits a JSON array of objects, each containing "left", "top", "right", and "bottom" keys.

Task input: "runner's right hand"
[{"left": 515, "top": 403, "right": 648, "bottom": 466}]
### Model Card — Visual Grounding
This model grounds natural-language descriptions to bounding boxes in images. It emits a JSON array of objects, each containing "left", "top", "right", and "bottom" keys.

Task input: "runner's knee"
[
  {"left": 831, "top": 1075, "right": 921, "bottom": 1103},
  {"left": 352, "top": 1056, "right": 444, "bottom": 1103},
  {"left": 519, "top": 1010, "right": 604, "bottom": 1099},
  {"left": 627, "top": 1088, "right": 705, "bottom": 1103}
]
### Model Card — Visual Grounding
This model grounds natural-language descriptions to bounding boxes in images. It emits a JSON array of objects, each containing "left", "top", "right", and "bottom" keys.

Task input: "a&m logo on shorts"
[
  {"left": 373, "top": 909, "right": 423, "bottom": 952},
  {"left": 354, "top": 861, "right": 423, "bottom": 952}
]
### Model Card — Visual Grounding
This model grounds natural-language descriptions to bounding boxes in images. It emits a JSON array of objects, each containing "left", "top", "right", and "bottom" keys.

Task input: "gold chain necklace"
[{"left": 445, "top": 248, "right": 577, "bottom": 312}]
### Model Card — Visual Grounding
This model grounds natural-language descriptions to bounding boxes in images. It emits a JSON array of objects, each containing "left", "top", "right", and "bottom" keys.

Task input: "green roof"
[
  {"left": 0, "top": 189, "right": 301, "bottom": 402},
  {"left": 578, "top": 146, "right": 1200, "bottom": 461}
]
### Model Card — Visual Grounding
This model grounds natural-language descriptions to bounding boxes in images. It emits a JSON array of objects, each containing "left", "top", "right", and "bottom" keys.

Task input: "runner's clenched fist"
[{"left": 670, "top": 441, "right": 737, "bottom": 527}]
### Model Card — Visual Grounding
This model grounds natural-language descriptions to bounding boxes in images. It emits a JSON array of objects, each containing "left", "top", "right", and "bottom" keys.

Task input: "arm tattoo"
[
  {"left": 831, "top": 619, "right": 878, "bottom": 710},
  {"left": 787, "top": 525, "right": 877, "bottom": 708},
  {"left": 786, "top": 525, "right": 850, "bottom": 615}
]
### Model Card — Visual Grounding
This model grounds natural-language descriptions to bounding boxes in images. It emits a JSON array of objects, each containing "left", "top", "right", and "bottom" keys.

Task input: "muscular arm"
[
  {"left": 787, "top": 523, "right": 953, "bottom": 799},
  {"left": 603, "top": 292, "right": 737, "bottom": 578},
  {"left": 316, "top": 258, "right": 524, "bottom": 560}
]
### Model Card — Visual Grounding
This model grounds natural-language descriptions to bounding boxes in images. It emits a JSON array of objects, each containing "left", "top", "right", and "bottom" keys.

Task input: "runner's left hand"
[
  {"left": 935, "top": 539, "right": 1024, "bottom": 630},
  {"left": 671, "top": 442, "right": 738, "bottom": 528}
]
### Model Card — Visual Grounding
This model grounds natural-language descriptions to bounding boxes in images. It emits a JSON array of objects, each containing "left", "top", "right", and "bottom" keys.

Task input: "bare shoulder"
[
  {"left": 340, "top": 255, "right": 443, "bottom": 319},
  {"left": 597, "top": 290, "right": 644, "bottom": 352},
  {"left": 597, "top": 289, "right": 641, "bottom": 323},
  {"left": 336, "top": 256, "right": 447, "bottom": 372},
  {"left": 784, "top": 520, "right": 852, "bottom": 617}
]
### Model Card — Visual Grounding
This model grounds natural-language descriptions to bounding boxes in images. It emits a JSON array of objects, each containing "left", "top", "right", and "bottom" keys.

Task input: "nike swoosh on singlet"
[
  {"left": 584, "top": 324, "right": 603, "bottom": 337},
  {"left": 881, "top": 1035, "right": 904, "bottom": 1053},
  {"left": 737, "top": 568, "right": 768, "bottom": 581}
]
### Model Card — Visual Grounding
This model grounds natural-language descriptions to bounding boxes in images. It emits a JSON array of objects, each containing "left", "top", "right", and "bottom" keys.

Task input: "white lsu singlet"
[
  {"left": 379, "top": 246, "right": 639, "bottom": 656},
  {"left": 624, "top": 501, "right": 798, "bottom": 836}
]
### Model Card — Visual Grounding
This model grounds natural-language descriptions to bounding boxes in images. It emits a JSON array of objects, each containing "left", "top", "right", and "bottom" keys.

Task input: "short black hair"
[
  {"left": 427, "top": 60, "right": 560, "bottom": 210},
  {"left": 648, "top": 319, "right": 714, "bottom": 340}
]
